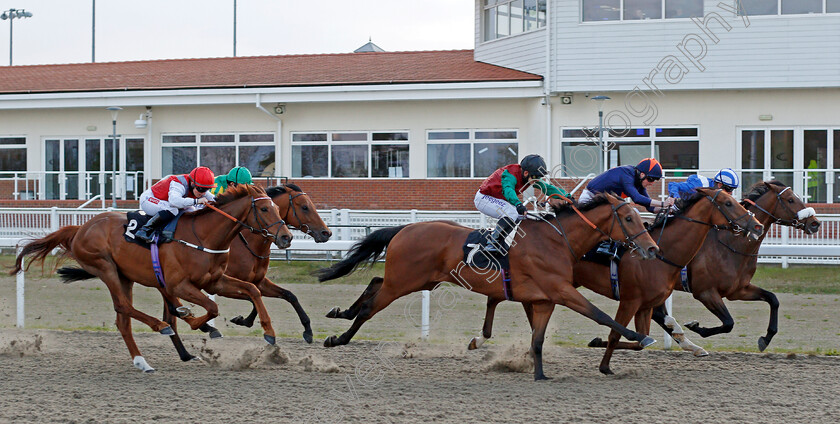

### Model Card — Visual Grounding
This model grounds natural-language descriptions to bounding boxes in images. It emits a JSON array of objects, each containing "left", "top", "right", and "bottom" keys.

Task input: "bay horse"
[
  {"left": 467, "top": 188, "right": 765, "bottom": 375},
  {"left": 318, "top": 193, "right": 662, "bottom": 381},
  {"left": 650, "top": 181, "right": 820, "bottom": 351},
  {"left": 11, "top": 184, "right": 292, "bottom": 372},
  {"left": 224, "top": 184, "right": 332, "bottom": 342}
]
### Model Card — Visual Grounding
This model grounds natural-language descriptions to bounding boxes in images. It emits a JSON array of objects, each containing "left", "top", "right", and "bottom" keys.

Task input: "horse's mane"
[
  {"left": 550, "top": 193, "right": 613, "bottom": 218},
  {"left": 741, "top": 180, "right": 785, "bottom": 206},
  {"left": 265, "top": 184, "right": 303, "bottom": 198},
  {"left": 647, "top": 191, "right": 707, "bottom": 230},
  {"left": 188, "top": 184, "right": 265, "bottom": 216}
]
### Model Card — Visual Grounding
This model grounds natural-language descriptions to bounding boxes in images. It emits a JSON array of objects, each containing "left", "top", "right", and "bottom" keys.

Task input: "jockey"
[
  {"left": 476, "top": 154, "right": 569, "bottom": 253},
  {"left": 580, "top": 158, "right": 674, "bottom": 213},
  {"left": 212, "top": 166, "right": 254, "bottom": 196},
  {"left": 668, "top": 168, "right": 740, "bottom": 200},
  {"left": 135, "top": 166, "right": 216, "bottom": 242}
]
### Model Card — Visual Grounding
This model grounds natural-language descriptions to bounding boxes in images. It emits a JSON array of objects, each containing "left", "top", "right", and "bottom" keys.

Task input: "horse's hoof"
[
  {"left": 181, "top": 355, "right": 197, "bottom": 362},
  {"left": 684, "top": 320, "right": 700, "bottom": 330},
  {"left": 303, "top": 330, "right": 313, "bottom": 344},
  {"left": 133, "top": 356, "right": 155, "bottom": 373},
  {"left": 694, "top": 348, "right": 710, "bottom": 357},
  {"left": 264, "top": 334, "right": 276, "bottom": 345},
  {"left": 588, "top": 337, "right": 604, "bottom": 347},
  {"left": 209, "top": 329, "right": 223, "bottom": 339},
  {"left": 175, "top": 306, "right": 192, "bottom": 318},
  {"left": 159, "top": 326, "right": 175, "bottom": 336},
  {"left": 468, "top": 338, "right": 478, "bottom": 350},
  {"left": 144, "top": 368, "right": 156, "bottom": 374},
  {"left": 639, "top": 336, "right": 656, "bottom": 348},
  {"left": 599, "top": 368, "right": 614, "bottom": 375},
  {"left": 230, "top": 316, "right": 251, "bottom": 327},
  {"left": 324, "top": 336, "right": 337, "bottom": 348},
  {"left": 758, "top": 337, "right": 769, "bottom": 352},
  {"left": 534, "top": 374, "right": 552, "bottom": 381},
  {"left": 326, "top": 307, "right": 341, "bottom": 319}
]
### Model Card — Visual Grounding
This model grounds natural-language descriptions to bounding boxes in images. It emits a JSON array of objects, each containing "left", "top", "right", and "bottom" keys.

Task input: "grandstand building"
[{"left": 0, "top": 0, "right": 838, "bottom": 211}]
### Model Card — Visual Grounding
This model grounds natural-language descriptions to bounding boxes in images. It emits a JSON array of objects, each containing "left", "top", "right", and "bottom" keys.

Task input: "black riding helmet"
[{"left": 520, "top": 154, "right": 547, "bottom": 179}]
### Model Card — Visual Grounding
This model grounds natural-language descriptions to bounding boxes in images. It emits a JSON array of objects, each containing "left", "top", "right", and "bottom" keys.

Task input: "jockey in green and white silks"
[{"left": 475, "top": 154, "right": 568, "bottom": 253}]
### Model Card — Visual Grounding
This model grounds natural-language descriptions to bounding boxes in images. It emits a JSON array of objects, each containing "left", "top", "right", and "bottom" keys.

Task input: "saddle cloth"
[
  {"left": 462, "top": 229, "right": 511, "bottom": 271},
  {"left": 123, "top": 211, "right": 182, "bottom": 249},
  {"left": 581, "top": 241, "right": 629, "bottom": 300}
]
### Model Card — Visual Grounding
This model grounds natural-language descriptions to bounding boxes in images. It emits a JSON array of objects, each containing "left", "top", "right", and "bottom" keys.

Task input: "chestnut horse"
[
  {"left": 318, "top": 194, "right": 661, "bottom": 381},
  {"left": 225, "top": 184, "right": 332, "bottom": 342},
  {"left": 12, "top": 185, "right": 292, "bottom": 372},
  {"left": 468, "top": 188, "right": 765, "bottom": 374},
  {"left": 650, "top": 181, "right": 820, "bottom": 351}
]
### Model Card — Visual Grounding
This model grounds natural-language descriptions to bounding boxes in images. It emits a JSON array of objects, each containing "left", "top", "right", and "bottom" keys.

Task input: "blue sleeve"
[
  {"left": 621, "top": 176, "right": 652, "bottom": 209},
  {"left": 668, "top": 175, "right": 710, "bottom": 199}
]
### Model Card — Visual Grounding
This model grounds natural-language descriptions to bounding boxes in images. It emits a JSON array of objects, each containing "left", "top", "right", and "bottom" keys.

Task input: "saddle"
[
  {"left": 581, "top": 241, "right": 629, "bottom": 300},
  {"left": 123, "top": 211, "right": 182, "bottom": 248},
  {"left": 462, "top": 228, "right": 513, "bottom": 300}
]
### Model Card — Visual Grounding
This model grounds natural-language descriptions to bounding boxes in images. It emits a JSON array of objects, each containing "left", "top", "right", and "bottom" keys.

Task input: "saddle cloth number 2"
[{"left": 125, "top": 219, "right": 138, "bottom": 239}]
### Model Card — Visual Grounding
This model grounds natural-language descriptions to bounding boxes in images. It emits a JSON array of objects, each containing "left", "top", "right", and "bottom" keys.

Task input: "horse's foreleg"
[
  {"left": 157, "top": 289, "right": 198, "bottom": 362},
  {"left": 469, "top": 297, "right": 502, "bottom": 350},
  {"left": 529, "top": 301, "right": 555, "bottom": 381},
  {"left": 252, "top": 277, "right": 313, "bottom": 344},
  {"left": 598, "top": 301, "right": 640, "bottom": 375},
  {"left": 553, "top": 283, "right": 655, "bottom": 350},
  {"left": 208, "top": 275, "right": 277, "bottom": 345},
  {"left": 728, "top": 284, "right": 779, "bottom": 351},
  {"left": 326, "top": 276, "right": 384, "bottom": 320},
  {"left": 684, "top": 291, "right": 734, "bottom": 338},
  {"left": 112, "top": 276, "right": 156, "bottom": 372},
  {"left": 169, "top": 282, "right": 220, "bottom": 336}
]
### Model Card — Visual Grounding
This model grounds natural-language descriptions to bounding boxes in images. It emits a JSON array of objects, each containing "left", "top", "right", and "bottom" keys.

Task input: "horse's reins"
[
  {"left": 239, "top": 190, "right": 312, "bottom": 259},
  {"left": 181, "top": 196, "right": 286, "bottom": 254}
]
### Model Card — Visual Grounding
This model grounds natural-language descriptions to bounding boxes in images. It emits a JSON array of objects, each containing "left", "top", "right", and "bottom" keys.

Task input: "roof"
[
  {"left": 0, "top": 50, "right": 542, "bottom": 95},
  {"left": 354, "top": 41, "right": 385, "bottom": 53}
]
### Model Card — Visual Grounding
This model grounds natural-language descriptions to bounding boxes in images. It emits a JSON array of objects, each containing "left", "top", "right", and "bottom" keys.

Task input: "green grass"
[
  {"left": 751, "top": 265, "right": 840, "bottom": 294},
  {"left": 264, "top": 260, "right": 386, "bottom": 285}
]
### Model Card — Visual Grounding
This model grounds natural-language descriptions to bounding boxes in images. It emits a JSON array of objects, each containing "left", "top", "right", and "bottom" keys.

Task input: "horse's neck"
[
  {"left": 273, "top": 195, "right": 292, "bottom": 222},
  {"left": 192, "top": 199, "right": 251, "bottom": 249},
  {"left": 717, "top": 194, "right": 777, "bottom": 254},
  {"left": 658, "top": 201, "right": 718, "bottom": 266},
  {"left": 561, "top": 208, "right": 613, "bottom": 256}
]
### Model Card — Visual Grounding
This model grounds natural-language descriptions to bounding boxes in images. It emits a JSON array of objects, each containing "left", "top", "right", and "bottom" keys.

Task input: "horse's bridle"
[
  {"left": 205, "top": 196, "right": 287, "bottom": 245},
  {"left": 742, "top": 186, "right": 811, "bottom": 230},
  {"left": 673, "top": 189, "right": 755, "bottom": 235},
  {"left": 540, "top": 200, "right": 649, "bottom": 259},
  {"left": 285, "top": 191, "right": 315, "bottom": 236}
]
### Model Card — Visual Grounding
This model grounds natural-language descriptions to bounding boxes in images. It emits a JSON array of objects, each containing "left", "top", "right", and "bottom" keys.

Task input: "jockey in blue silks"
[
  {"left": 579, "top": 158, "right": 674, "bottom": 213},
  {"left": 668, "top": 168, "right": 740, "bottom": 200}
]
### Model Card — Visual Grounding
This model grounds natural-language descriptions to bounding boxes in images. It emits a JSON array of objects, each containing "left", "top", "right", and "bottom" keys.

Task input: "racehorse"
[
  {"left": 11, "top": 184, "right": 292, "bottom": 372},
  {"left": 318, "top": 193, "right": 662, "bottom": 381},
  {"left": 467, "top": 188, "right": 765, "bottom": 374},
  {"left": 650, "top": 181, "right": 820, "bottom": 351},
  {"left": 225, "top": 184, "right": 332, "bottom": 342}
]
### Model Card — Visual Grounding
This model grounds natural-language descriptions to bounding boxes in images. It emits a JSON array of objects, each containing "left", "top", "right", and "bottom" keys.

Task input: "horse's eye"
[
  {"left": 625, "top": 216, "right": 632, "bottom": 222},
  {"left": 788, "top": 198, "right": 794, "bottom": 204},
  {"left": 725, "top": 201, "right": 732, "bottom": 207},
  {"left": 302, "top": 205, "right": 309, "bottom": 211},
  {"left": 261, "top": 207, "right": 268, "bottom": 212}
]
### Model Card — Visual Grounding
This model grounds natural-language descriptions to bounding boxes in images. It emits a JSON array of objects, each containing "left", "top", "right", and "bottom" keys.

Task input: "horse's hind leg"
[
  {"left": 529, "top": 301, "right": 555, "bottom": 381},
  {"left": 683, "top": 290, "right": 735, "bottom": 338},
  {"left": 232, "top": 277, "right": 314, "bottom": 344},
  {"left": 169, "top": 281, "right": 220, "bottom": 335},
  {"left": 326, "top": 276, "right": 384, "bottom": 320},
  {"left": 598, "top": 301, "right": 640, "bottom": 375},
  {"left": 650, "top": 303, "right": 708, "bottom": 357},
  {"left": 158, "top": 292, "right": 198, "bottom": 362},
  {"left": 727, "top": 284, "right": 779, "bottom": 351},
  {"left": 469, "top": 297, "right": 503, "bottom": 350},
  {"left": 323, "top": 279, "right": 404, "bottom": 348}
]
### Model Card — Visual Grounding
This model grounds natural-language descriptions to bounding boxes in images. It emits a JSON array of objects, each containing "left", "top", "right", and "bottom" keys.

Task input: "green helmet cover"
[{"left": 226, "top": 166, "right": 253, "bottom": 184}]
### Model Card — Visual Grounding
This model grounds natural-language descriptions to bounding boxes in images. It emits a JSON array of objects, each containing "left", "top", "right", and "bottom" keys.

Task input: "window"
[
  {"left": 740, "top": 128, "right": 840, "bottom": 203},
  {"left": 161, "top": 133, "right": 275, "bottom": 177},
  {"left": 427, "top": 130, "right": 518, "bottom": 178},
  {"left": 584, "top": 0, "right": 703, "bottom": 21},
  {"left": 829, "top": 0, "right": 840, "bottom": 13},
  {"left": 559, "top": 126, "right": 699, "bottom": 177},
  {"left": 483, "top": 0, "right": 546, "bottom": 41},
  {"left": 0, "top": 137, "right": 26, "bottom": 175},
  {"left": 739, "top": 0, "right": 778, "bottom": 15},
  {"left": 739, "top": 0, "right": 829, "bottom": 15},
  {"left": 291, "top": 131, "right": 409, "bottom": 178},
  {"left": 781, "top": 0, "right": 822, "bottom": 14}
]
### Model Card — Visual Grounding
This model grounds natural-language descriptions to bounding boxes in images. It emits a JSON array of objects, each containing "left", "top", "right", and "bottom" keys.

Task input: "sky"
[{"left": 0, "top": 0, "right": 475, "bottom": 66}]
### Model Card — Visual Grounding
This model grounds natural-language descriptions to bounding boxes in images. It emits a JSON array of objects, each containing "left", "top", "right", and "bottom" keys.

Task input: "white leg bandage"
[{"left": 133, "top": 356, "right": 155, "bottom": 373}]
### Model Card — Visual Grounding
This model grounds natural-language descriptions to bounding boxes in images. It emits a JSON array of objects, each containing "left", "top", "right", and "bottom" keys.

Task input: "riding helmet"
[
  {"left": 226, "top": 166, "right": 254, "bottom": 185},
  {"left": 188, "top": 166, "right": 216, "bottom": 188},
  {"left": 635, "top": 158, "right": 663, "bottom": 179},
  {"left": 520, "top": 154, "right": 548, "bottom": 178},
  {"left": 713, "top": 168, "right": 739, "bottom": 189}
]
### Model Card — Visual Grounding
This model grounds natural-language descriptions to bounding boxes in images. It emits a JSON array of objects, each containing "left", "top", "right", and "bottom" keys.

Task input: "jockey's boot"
[
  {"left": 136, "top": 211, "right": 175, "bottom": 243},
  {"left": 484, "top": 217, "right": 515, "bottom": 254}
]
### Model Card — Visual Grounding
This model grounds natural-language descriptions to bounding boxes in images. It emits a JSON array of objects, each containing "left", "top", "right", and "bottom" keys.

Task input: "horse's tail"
[
  {"left": 10, "top": 226, "right": 79, "bottom": 275},
  {"left": 56, "top": 267, "right": 96, "bottom": 284},
  {"left": 316, "top": 225, "right": 408, "bottom": 282}
]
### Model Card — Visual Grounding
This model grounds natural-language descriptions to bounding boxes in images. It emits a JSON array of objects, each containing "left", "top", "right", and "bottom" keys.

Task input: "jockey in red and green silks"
[{"left": 475, "top": 154, "right": 568, "bottom": 253}]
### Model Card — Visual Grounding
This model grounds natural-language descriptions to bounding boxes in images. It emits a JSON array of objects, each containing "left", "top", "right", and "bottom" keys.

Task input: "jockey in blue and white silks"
[{"left": 668, "top": 168, "right": 740, "bottom": 200}]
